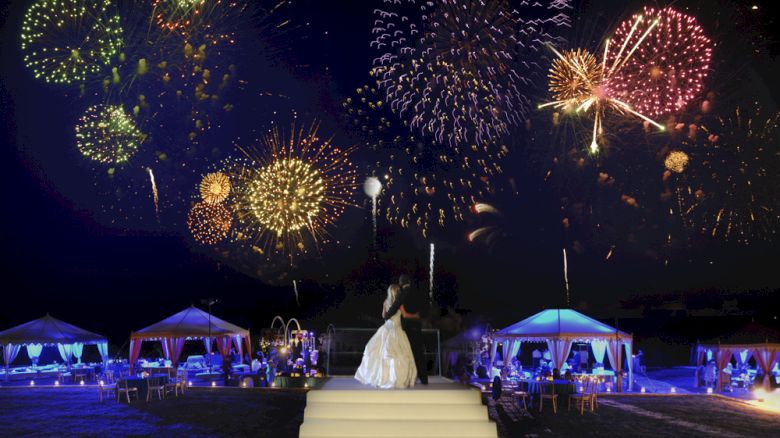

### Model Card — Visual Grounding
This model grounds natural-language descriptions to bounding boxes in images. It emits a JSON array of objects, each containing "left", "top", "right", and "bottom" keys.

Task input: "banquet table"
[
  {"left": 271, "top": 376, "right": 321, "bottom": 389},
  {"left": 512, "top": 379, "right": 575, "bottom": 408},
  {"left": 120, "top": 375, "right": 169, "bottom": 400}
]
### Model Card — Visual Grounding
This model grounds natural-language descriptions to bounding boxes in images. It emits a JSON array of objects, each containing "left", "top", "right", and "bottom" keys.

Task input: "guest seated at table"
[
  {"left": 564, "top": 370, "right": 573, "bottom": 382},
  {"left": 552, "top": 368, "right": 562, "bottom": 380}
]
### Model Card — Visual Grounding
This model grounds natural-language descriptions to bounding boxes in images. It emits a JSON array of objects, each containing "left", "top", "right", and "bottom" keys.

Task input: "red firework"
[{"left": 605, "top": 6, "right": 712, "bottom": 117}]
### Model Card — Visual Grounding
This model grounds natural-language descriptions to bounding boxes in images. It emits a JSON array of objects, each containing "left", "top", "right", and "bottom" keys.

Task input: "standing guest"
[{"left": 222, "top": 354, "right": 232, "bottom": 386}]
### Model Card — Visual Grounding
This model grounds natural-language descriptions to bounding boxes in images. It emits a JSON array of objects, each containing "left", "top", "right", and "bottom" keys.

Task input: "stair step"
[
  {"left": 304, "top": 402, "right": 489, "bottom": 421},
  {"left": 299, "top": 419, "right": 497, "bottom": 438},
  {"left": 306, "top": 389, "right": 482, "bottom": 405}
]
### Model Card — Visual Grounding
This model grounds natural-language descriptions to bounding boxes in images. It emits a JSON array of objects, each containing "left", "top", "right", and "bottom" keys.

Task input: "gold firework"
[
  {"left": 230, "top": 121, "right": 357, "bottom": 255},
  {"left": 549, "top": 49, "right": 601, "bottom": 109},
  {"left": 664, "top": 150, "right": 689, "bottom": 174},
  {"left": 539, "top": 13, "right": 670, "bottom": 154},
  {"left": 187, "top": 202, "right": 232, "bottom": 245},
  {"left": 200, "top": 172, "right": 231, "bottom": 204}
]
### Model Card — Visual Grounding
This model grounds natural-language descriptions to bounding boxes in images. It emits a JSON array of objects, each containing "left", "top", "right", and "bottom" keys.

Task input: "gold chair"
[
  {"left": 98, "top": 380, "right": 117, "bottom": 403},
  {"left": 116, "top": 379, "right": 139, "bottom": 403},
  {"left": 73, "top": 369, "right": 88, "bottom": 384},
  {"left": 147, "top": 376, "right": 165, "bottom": 401},
  {"left": 539, "top": 381, "right": 558, "bottom": 413},
  {"left": 164, "top": 368, "right": 180, "bottom": 397},
  {"left": 569, "top": 378, "right": 597, "bottom": 415},
  {"left": 177, "top": 369, "right": 189, "bottom": 395}
]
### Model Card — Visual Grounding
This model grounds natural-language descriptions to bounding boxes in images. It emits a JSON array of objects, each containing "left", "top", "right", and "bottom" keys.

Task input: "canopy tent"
[
  {"left": 492, "top": 309, "right": 633, "bottom": 391},
  {"left": 129, "top": 306, "right": 251, "bottom": 372},
  {"left": 0, "top": 314, "right": 108, "bottom": 377},
  {"left": 696, "top": 321, "right": 780, "bottom": 391}
]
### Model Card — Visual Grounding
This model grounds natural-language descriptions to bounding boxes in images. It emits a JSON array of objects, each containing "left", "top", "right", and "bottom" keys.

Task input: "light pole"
[{"left": 201, "top": 298, "right": 219, "bottom": 373}]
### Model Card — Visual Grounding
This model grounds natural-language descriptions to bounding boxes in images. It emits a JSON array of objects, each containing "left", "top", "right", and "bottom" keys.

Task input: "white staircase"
[{"left": 299, "top": 377, "right": 497, "bottom": 438}]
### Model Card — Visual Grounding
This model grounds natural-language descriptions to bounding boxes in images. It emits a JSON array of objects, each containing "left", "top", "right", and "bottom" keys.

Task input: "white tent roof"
[
  {"left": 131, "top": 306, "right": 249, "bottom": 340},
  {"left": 494, "top": 309, "right": 631, "bottom": 341},
  {"left": 0, "top": 314, "right": 106, "bottom": 345}
]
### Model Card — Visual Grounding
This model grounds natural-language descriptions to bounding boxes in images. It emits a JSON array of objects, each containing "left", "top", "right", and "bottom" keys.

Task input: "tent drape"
[
  {"left": 3, "top": 343, "right": 21, "bottom": 372},
  {"left": 545, "top": 339, "right": 573, "bottom": 370},
  {"left": 204, "top": 338, "right": 213, "bottom": 357},
  {"left": 72, "top": 342, "right": 84, "bottom": 364},
  {"left": 508, "top": 340, "right": 521, "bottom": 361},
  {"left": 26, "top": 344, "right": 43, "bottom": 366},
  {"left": 738, "top": 349, "right": 751, "bottom": 365},
  {"left": 716, "top": 348, "right": 733, "bottom": 392},
  {"left": 57, "top": 343, "right": 73, "bottom": 365},
  {"left": 243, "top": 334, "right": 252, "bottom": 363},
  {"left": 162, "top": 337, "right": 186, "bottom": 366},
  {"left": 625, "top": 342, "right": 633, "bottom": 391},
  {"left": 233, "top": 335, "right": 243, "bottom": 363},
  {"left": 753, "top": 347, "right": 780, "bottom": 389},
  {"left": 216, "top": 336, "right": 231, "bottom": 357},
  {"left": 129, "top": 339, "right": 142, "bottom": 373},
  {"left": 97, "top": 341, "right": 109, "bottom": 364},
  {"left": 605, "top": 339, "right": 624, "bottom": 390},
  {"left": 591, "top": 340, "right": 607, "bottom": 365},
  {"left": 489, "top": 340, "right": 499, "bottom": 368}
]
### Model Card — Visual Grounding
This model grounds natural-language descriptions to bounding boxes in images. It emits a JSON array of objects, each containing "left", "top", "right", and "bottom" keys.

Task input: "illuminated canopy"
[
  {"left": 128, "top": 306, "right": 251, "bottom": 372},
  {"left": 492, "top": 309, "right": 633, "bottom": 392},
  {"left": 0, "top": 314, "right": 106, "bottom": 346},
  {"left": 494, "top": 309, "right": 630, "bottom": 342},
  {"left": 696, "top": 321, "right": 780, "bottom": 391},
  {"left": 131, "top": 306, "right": 249, "bottom": 340}
]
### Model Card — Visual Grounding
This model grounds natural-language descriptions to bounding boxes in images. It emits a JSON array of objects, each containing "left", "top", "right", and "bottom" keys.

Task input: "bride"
[{"left": 354, "top": 284, "right": 417, "bottom": 388}]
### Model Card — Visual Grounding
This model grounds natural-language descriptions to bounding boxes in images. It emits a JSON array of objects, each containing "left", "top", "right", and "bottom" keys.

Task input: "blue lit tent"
[
  {"left": 492, "top": 309, "right": 633, "bottom": 391},
  {"left": 0, "top": 314, "right": 108, "bottom": 378}
]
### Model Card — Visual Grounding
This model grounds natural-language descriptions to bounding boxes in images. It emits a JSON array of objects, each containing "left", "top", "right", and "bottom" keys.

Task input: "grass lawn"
[
  {"left": 488, "top": 393, "right": 780, "bottom": 437},
  {"left": 0, "top": 387, "right": 306, "bottom": 437},
  {"left": 3, "top": 387, "right": 779, "bottom": 437}
]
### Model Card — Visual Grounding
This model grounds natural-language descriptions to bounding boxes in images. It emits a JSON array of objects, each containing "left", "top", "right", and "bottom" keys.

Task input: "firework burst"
[
  {"left": 75, "top": 104, "right": 146, "bottom": 164},
  {"left": 607, "top": 6, "right": 713, "bottom": 118},
  {"left": 540, "top": 6, "right": 711, "bottom": 154},
  {"left": 343, "top": 84, "right": 509, "bottom": 238},
  {"left": 21, "top": 0, "right": 124, "bottom": 85},
  {"left": 187, "top": 201, "right": 232, "bottom": 245},
  {"left": 229, "top": 122, "right": 357, "bottom": 255},
  {"left": 671, "top": 105, "right": 780, "bottom": 244},
  {"left": 371, "top": 0, "right": 571, "bottom": 147},
  {"left": 200, "top": 172, "right": 231, "bottom": 204}
]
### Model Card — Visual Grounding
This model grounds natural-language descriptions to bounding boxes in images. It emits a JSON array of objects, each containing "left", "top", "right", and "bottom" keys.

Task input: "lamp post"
[{"left": 201, "top": 298, "right": 219, "bottom": 373}]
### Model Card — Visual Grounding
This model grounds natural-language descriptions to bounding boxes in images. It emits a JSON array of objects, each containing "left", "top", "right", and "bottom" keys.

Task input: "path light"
[
  {"left": 99, "top": 380, "right": 104, "bottom": 386},
  {"left": 670, "top": 387, "right": 676, "bottom": 393},
  {"left": 304, "top": 383, "right": 309, "bottom": 388},
  {"left": 188, "top": 381, "right": 193, "bottom": 387},
  {"left": 54, "top": 381, "right": 60, "bottom": 387},
  {"left": 640, "top": 387, "right": 646, "bottom": 393},
  {"left": 211, "top": 381, "right": 216, "bottom": 387},
  {"left": 29, "top": 380, "right": 35, "bottom": 386},
  {"left": 707, "top": 387, "right": 713, "bottom": 394},
  {"left": 241, "top": 382, "right": 247, "bottom": 388},
  {"left": 80, "top": 380, "right": 85, "bottom": 386},
  {"left": 606, "top": 387, "right": 611, "bottom": 392}
]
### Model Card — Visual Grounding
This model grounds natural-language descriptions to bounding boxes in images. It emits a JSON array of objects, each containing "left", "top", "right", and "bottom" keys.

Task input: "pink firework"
[{"left": 605, "top": 6, "right": 712, "bottom": 117}]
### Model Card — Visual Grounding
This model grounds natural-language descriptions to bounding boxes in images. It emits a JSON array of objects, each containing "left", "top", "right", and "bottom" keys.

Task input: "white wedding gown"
[{"left": 354, "top": 310, "right": 417, "bottom": 389}]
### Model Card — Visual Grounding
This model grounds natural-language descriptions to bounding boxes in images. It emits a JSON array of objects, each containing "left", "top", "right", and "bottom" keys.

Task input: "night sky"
[{"left": 1, "top": 0, "right": 779, "bottom": 347}]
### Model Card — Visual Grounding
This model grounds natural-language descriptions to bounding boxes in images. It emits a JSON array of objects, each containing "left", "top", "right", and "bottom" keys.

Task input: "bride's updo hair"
[{"left": 384, "top": 284, "right": 400, "bottom": 311}]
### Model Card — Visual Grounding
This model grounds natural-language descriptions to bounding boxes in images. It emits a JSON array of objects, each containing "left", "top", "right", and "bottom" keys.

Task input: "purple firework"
[{"left": 371, "top": 0, "right": 572, "bottom": 147}]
